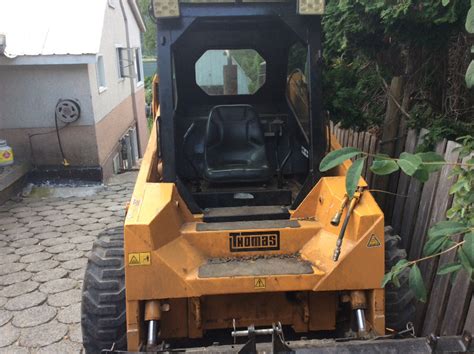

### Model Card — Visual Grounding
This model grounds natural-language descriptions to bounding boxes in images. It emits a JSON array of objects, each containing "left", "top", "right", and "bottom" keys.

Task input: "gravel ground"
[{"left": 0, "top": 172, "right": 137, "bottom": 353}]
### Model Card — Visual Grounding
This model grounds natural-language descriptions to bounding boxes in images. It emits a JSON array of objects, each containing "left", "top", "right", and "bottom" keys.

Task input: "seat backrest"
[{"left": 205, "top": 105, "right": 265, "bottom": 150}]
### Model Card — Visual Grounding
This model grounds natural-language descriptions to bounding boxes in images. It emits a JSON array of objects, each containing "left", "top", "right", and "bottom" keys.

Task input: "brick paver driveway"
[{"left": 0, "top": 172, "right": 137, "bottom": 353}]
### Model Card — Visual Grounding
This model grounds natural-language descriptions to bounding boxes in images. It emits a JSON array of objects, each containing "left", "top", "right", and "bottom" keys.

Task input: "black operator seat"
[{"left": 203, "top": 105, "right": 273, "bottom": 183}]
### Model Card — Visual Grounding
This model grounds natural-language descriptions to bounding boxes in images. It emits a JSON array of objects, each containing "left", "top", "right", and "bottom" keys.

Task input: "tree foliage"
[{"left": 323, "top": 0, "right": 473, "bottom": 140}]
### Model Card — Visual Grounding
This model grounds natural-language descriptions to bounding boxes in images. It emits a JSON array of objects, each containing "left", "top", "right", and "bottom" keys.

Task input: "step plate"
[
  {"left": 203, "top": 205, "right": 290, "bottom": 223},
  {"left": 198, "top": 254, "right": 314, "bottom": 278}
]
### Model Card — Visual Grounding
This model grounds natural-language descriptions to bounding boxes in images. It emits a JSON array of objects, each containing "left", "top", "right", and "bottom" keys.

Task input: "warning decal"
[
  {"left": 128, "top": 252, "right": 151, "bottom": 266},
  {"left": 254, "top": 278, "right": 266, "bottom": 289},
  {"left": 367, "top": 234, "right": 381, "bottom": 248}
]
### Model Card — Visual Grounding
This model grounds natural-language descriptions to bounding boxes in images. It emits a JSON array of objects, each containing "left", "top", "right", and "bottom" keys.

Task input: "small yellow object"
[
  {"left": 254, "top": 278, "right": 266, "bottom": 289},
  {"left": 128, "top": 252, "right": 151, "bottom": 266},
  {"left": 62, "top": 159, "right": 70, "bottom": 167}
]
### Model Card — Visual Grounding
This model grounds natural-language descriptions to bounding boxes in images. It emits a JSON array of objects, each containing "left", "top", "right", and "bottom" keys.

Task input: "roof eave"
[{"left": 0, "top": 54, "right": 97, "bottom": 66}]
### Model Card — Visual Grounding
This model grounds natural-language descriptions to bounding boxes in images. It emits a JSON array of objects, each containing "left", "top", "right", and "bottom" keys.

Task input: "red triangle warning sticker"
[{"left": 367, "top": 234, "right": 381, "bottom": 248}]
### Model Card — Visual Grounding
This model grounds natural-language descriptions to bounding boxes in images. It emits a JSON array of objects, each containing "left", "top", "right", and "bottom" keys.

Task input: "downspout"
[{"left": 119, "top": 0, "right": 141, "bottom": 155}]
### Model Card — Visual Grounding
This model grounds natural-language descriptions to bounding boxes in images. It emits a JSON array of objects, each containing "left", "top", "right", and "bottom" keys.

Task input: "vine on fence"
[{"left": 320, "top": 136, "right": 474, "bottom": 302}]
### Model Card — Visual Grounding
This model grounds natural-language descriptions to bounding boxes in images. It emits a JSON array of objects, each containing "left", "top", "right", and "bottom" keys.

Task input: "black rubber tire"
[
  {"left": 384, "top": 226, "right": 416, "bottom": 331},
  {"left": 81, "top": 227, "right": 127, "bottom": 354}
]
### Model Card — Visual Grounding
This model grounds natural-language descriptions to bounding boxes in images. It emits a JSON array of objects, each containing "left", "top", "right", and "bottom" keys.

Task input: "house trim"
[{"left": 0, "top": 54, "right": 96, "bottom": 66}]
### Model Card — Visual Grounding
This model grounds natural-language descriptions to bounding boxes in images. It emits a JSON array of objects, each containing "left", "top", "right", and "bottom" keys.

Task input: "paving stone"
[
  {"left": 8, "top": 232, "right": 35, "bottom": 241},
  {"left": 54, "top": 203, "right": 76, "bottom": 210},
  {"left": 0, "top": 271, "right": 32, "bottom": 286},
  {"left": 32, "top": 268, "right": 68, "bottom": 283},
  {"left": 0, "top": 281, "right": 39, "bottom": 298},
  {"left": 94, "top": 211, "right": 114, "bottom": 219},
  {"left": 69, "top": 235, "right": 95, "bottom": 244},
  {"left": 0, "top": 254, "right": 20, "bottom": 265},
  {"left": 0, "top": 297, "right": 6, "bottom": 307},
  {"left": 34, "top": 231, "right": 61, "bottom": 240},
  {"left": 57, "top": 303, "right": 81, "bottom": 324},
  {"left": 46, "top": 243, "right": 76, "bottom": 254},
  {"left": 4, "top": 291, "right": 47, "bottom": 311},
  {"left": 38, "top": 210, "right": 59, "bottom": 217},
  {"left": 0, "top": 310, "right": 12, "bottom": 326},
  {"left": 61, "top": 258, "right": 88, "bottom": 271},
  {"left": 0, "top": 263, "right": 26, "bottom": 276},
  {"left": 66, "top": 213, "right": 91, "bottom": 220},
  {"left": 107, "top": 221, "right": 124, "bottom": 229},
  {"left": 15, "top": 245, "right": 45, "bottom": 256},
  {"left": 0, "top": 247, "right": 15, "bottom": 255},
  {"left": 75, "top": 218, "right": 99, "bottom": 226},
  {"left": 39, "top": 237, "right": 67, "bottom": 247},
  {"left": 18, "top": 320, "right": 68, "bottom": 347},
  {"left": 39, "top": 278, "right": 78, "bottom": 294},
  {"left": 0, "top": 223, "right": 21, "bottom": 231},
  {"left": 53, "top": 250, "right": 84, "bottom": 262},
  {"left": 36, "top": 339, "right": 83, "bottom": 353},
  {"left": 68, "top": 323, "right": 82, "bottom": 343},
  {"left": 20, "top": 252, "right": 52, "bottom": 263},
  {"left": 9, "top": 207, "right": 32, "bottom": 213},
  {"left": 68, "top": 269, "right": 85, "bottom": 280},
  {"left": 50, "top": 219, "right": 72, "bottom": 227},
  {"left": 12, "top": 304, "right": 57, "bottom": 328},
  {"left": 0, "top": 217, "right": 18, "bottom": 224},
  {"left": 26, "top": 220, "right": 50, "bottom": 228},
  {"left": 63, "top": 208, "right": 79, "bottom": 215},
  {"left": 14, "top": 211, "right": 36, "bottom": 219},
  {"left": 0, "top": 241, "right": 6, "bottom": 248},
  {"left": 9, "top": 238, "right": 39, "bottom": 248},
  {"left": 76, "top": 242, "right": 93, "bottom": 251},
  {"left": 29, "top": 205, "right": 53, "bottom": 212},
  {"left": 19, "top": 216, "right": 43, "bottom": 224},
  {"left": 60, "top": 224, "right": 81, "bottom": 233},
  {"left": 0, "top": 323, "right": 20, "bottom": 347},
  {"left": 29, "top": 226, "right": 56, "bottom": 235},
  {"left": 47, "top": 289, "right": 81, "bottom": 308},
  {"left": 0, "top": 345, "right": 29, "bottom": 353},
  {"left": 25, "top": 259, "right": 59, "bottom": 273}
]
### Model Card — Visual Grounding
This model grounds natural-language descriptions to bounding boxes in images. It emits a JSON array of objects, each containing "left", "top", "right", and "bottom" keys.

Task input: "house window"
[
  {"left": 117, "top": 47, "right": 127, "bottom": 79},
  {"left": 96, "top": 54, "right": 107, "bottom": 92},
  {"left": 135, "top": 48, "right": 143, "bottom": 85}
]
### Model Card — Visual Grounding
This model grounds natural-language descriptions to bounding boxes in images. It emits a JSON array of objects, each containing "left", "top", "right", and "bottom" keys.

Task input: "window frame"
[
  {"left": 96, "top": 54, "right": 107, "bottom": 93},
  {"left": 134, "top": 47, "right": 144, "bottom": 87}
]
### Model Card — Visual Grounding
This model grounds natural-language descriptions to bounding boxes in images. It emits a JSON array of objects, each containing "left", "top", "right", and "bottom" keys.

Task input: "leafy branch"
[{"left": 320, "top": 135, "right": 474, "bottom": 301}]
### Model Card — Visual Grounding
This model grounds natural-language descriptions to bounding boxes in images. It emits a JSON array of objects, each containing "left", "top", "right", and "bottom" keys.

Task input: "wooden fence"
[{"left": 330, "top": 123, "right": 473, "bottom": 336}]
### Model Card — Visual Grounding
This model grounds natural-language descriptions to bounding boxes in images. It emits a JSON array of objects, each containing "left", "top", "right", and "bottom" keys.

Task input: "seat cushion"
[{"left": 203, "top": 105, "right": 272, "bottom": 183}]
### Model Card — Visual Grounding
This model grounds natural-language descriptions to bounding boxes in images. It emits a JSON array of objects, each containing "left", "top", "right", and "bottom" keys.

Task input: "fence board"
[
  {"left": 434, "top": 154, "right": 474, "bottom": 335},
  {"left": 408, "top": 139, "right": 447, "bottom": 260},
  {"left": 440, "top": 269, "right": 473, "bottom": 335},
  {"left": 391, "top": 129, "right": 418, "bottom": 235},
  {"left": 362, "top": 133, "right": 371, "bottom": 181},
  {"left": 463, "top": 296, "right": 474, "bottom": 332},
  {"left": 416, "top": 140, "right": 461, "bottom": 334},
  {"left": 367, "top": 135, "right": 377, "bottom": 187}
]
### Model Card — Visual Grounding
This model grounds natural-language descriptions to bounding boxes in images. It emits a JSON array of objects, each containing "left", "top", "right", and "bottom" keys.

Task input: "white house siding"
[
  {"left": 88, "top": 1, "right": 144, "bottom": 124},
  {"left": 0, "top": 65, "right": 94, "bottom": 129}
]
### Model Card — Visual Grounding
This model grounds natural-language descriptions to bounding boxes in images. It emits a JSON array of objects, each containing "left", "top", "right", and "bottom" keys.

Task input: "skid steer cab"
[{"left": 78, "top": 0, "right": 468, "bottom": 353}]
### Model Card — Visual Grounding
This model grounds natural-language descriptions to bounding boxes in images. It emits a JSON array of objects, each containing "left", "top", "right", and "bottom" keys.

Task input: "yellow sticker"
[
  {"left": 254, "top": 278, "right": 266, "bottom": 289},
  {"left": 128, "top": 252, "right": 151, "bottom": 266},
  {"left": 367, "top": 234, "right": 381, "bottom": 248}
]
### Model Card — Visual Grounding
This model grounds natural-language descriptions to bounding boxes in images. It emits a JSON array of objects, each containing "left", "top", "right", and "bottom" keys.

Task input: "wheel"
[
  {"left": 384, "top": 226, "right": 416, "bottom": 331},
  {"left": 81, "top": 227, "right": 127, "bottom": 353}
]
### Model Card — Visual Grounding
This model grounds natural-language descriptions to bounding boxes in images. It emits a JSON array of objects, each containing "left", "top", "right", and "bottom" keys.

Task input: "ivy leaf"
[
  {"left": 437, "top": 263, "right": 462, "bottom": 275},
  {"left": 428, "top": 221, "right": 468, "bottom": 238},
  {"left": 466, "top": 6, "right": 474, "bottom": 34},
  {"left": 463, "top": 232, "right": 474, "bottom": 265},
  {"left": 413, "top": 167, "right": 430, "bottom": 183},
  {"left": 442, "top": 0, "right": 450, "bottom": 5},
  {"left": 397, "top": 152, "right": 422, "bottom": 176},
  {"left": 370, "top": 158, "right": 399, "bottom": 175},
  {"left": 320, "top": 147, "right": 362, "bottom": 172},
  {"left": 381, "top": 272, "right": 393, "bottom": 288},
  {"left": 423, "top": 236, "right": 448, "bottom": 257},
  {"left": 417, "top": 152, "right": 446, "bottom": 173},
  {"left": 346, "top": 157, "right": 366, "bottom": 198},
  {"left": 458, "top": 248, "right": 474, "bottom": 278},
  {"left": 409, "top": 264, "right": 427, "bottom": 302},
  {"left": 466, "top": 60, "right": 474, "bottom": 89}
]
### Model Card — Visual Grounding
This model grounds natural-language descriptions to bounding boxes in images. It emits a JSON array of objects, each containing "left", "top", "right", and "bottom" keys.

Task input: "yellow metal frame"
[{"left": 124, "top": 95, "right": 385, "bottom": 350}]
